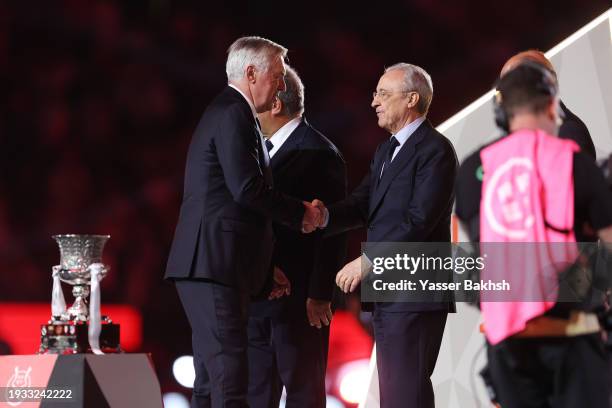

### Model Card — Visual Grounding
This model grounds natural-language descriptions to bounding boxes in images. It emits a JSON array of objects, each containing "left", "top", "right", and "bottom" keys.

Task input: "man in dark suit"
[
  {"left": 247, "top": 66, "right": 347, "bottom": 408},
  {"left": 500, "top": 49, "right": 596, "bottom": 160},
  {"left": 164, "top": 37, "right": 322, "bottom": 408},
  {"left": 313, "top": 63, "right": 457, "bottom": 408}
]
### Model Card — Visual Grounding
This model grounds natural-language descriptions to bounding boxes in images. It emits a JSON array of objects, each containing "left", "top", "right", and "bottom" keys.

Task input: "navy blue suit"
[
  {"left": 165, "top": 87, "right": 305, "bottom": 408},
  {"left": 327, "top": 120, "right": 457, "bottom": 408},
  {"left": 248, "top": 119, "right": 347, "bottom": 408}
]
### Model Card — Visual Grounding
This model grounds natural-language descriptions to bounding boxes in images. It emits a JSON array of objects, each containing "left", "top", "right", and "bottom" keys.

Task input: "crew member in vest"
[{"left": 455, "top": 62, "right": 612, "bottom": 407}]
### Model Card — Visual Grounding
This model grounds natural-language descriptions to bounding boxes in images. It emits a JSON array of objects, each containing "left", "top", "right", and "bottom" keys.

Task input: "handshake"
[{"left": 302, "top": 199, "right": 327, "bottom": 233}]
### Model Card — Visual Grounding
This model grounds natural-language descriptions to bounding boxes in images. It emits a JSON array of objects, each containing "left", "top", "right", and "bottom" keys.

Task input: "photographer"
[{"left": 455, "top": 62, "right": 612, "bottom": 407}]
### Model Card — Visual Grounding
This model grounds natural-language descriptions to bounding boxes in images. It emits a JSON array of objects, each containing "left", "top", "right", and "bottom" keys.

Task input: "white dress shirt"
[
  {"left": 389, "top": 116, "right": 426, "bottom": 161},
  {"left": 267, "top": 117, "right": 302, "bottom": 158}
]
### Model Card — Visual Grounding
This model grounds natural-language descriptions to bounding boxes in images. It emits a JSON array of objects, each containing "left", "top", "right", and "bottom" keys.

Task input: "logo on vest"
[{"left": 484, "top": 157, "right": 534, "bottom": 239}]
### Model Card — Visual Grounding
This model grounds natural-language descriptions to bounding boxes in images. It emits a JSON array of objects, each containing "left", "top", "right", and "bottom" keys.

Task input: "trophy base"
[{"left": 39, "top": 319, "right": 120, "bottom": 354}]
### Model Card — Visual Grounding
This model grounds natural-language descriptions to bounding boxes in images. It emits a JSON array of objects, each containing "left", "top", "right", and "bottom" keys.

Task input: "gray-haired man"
[
  {"left": 165, "top": 37, "right": 322, "bottom": 408},
  {"left": 314, "top": 63, "right": 457, "bottom": 408}
]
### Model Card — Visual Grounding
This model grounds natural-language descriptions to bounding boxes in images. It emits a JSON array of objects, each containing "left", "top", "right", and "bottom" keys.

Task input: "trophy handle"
[
  {"left": 88, "top": 263, "right": 107, "bottom": 354},
  {"left": 51, "top": 265, "right": 67, "bottom": 320}
]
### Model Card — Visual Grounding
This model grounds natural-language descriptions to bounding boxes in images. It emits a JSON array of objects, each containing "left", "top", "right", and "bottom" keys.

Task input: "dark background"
[{"left": 0, "top": 0, "right": 609, "bottom": 396}]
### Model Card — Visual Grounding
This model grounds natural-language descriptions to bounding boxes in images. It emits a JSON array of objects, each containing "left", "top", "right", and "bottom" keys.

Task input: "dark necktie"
[
  {"left": 379, "top": 136, "right": 399, "bottom": 181},
  {"left": 265, "top": 139, "right": 274, "bottom": 152}
]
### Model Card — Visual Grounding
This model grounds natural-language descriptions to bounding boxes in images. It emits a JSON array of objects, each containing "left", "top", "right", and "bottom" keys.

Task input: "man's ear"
[
  {"left": 246, "top": 65, "right": 256, "bottom": 84},
  {"left": 407, "top": 92, "right": 420, "bottom": 110},
  {"left": 271, "top": 97, "right": 282, "bottom": 115},
  {"left": 548, "top": 97, "right": 563, "bottom": 127}
]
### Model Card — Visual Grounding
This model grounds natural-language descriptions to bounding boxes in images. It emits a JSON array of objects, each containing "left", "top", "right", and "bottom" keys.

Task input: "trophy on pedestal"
[{"left": 39, "top": 234, "right": 120, "bottom": 354}]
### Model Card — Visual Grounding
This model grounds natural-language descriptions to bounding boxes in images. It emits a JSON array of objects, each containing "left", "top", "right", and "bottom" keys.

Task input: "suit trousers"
[
  {"left": 247, "top": 311, "right": 329, "bottom": 408},
  {"left": 175, "top": 280, "right": 250, "bottom": 408},
  {"left": 487, "top": 334, "right": 610, "bottom": 408},
  {"left": 372, "top": 309, "right": 447, "bottom": 408}
]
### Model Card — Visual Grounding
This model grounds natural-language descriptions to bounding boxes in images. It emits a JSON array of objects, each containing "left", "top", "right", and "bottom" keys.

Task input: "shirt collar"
[
  {"left": 228, "top": 84, "right": 257, "bottom": 120},
  {"left": 268, "top": 117, "right": 302, "bottom": 158},
  {"left": 393, "top": 116, "right": 426, "bottom": 146}
]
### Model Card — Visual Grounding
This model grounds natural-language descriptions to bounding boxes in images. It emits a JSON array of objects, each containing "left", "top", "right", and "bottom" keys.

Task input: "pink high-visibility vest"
[{"left": 479, "top": 129, "right": 579, "bottom": 345}]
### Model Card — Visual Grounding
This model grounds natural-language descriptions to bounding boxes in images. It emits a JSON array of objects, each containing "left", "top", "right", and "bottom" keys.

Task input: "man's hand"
[
  {"left": 306, "top": 298, "right": 332, "bottom": 329},
  {"left": 268, "top": 266, "right": 291, "bottom": 300},
  {"left": 335, "top": 255, "right": 372, "bottom": 293},
  {"left": 302, "top": 201, "right": 322, "bottom": 233}
]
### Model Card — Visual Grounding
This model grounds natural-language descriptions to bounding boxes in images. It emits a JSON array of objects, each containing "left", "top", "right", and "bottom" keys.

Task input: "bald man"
[{"left": 501, "top": 49, "right": 596, "bottom": 159}]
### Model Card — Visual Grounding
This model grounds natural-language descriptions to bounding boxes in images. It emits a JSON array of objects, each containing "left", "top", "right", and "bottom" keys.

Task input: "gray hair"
[
  {"left": 277, "top": 66, "right": 304, "bottom": 117},
  {"left": 226, "top": 36, "right": 288, "bottom": 82},
  {"left": 385, "top": 63, "right": 433, "bottom": 114}
]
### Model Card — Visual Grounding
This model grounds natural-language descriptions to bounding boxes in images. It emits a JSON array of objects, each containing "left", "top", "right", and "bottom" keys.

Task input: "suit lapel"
[
  {"left": 368, "top": 121, "right": 429, "bottom": 219},
  {"left": 255, "top": 123, "right": 271, "bottom": 167},
  {"left": 370, "top": 140, "right": 390, "bottom": 191},
  {"left": 225, "top": 86, "right": 273, "bottom": 182}
]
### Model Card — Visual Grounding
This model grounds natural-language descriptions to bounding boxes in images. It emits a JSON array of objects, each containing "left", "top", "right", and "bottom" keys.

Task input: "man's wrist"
[{"left": 361, "top": 252, "right": 373, "bottom": 274}]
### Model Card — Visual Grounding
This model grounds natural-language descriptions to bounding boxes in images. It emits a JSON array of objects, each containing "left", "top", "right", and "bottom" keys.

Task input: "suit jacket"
[
  {"left": 164, "top": 86, "right": 305, "bottom": 295},
  {"left": 251, "top": 118, "right": 347, "bottom": 317},
  {"left": 559, "top": 101, "right": 596, "bottom": 160},
  {"left": 327, "top": 120, "right": 458, "bottom": 312}
]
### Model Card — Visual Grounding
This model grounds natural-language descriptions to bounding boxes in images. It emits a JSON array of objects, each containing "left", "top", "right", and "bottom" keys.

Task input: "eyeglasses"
[{"left": 372, "top": 89, "right": 416, "bottom": 101}]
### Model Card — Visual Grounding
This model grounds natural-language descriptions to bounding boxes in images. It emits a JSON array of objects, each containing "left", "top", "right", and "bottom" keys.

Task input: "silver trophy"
[
  {"left": 40, "top": 234, "right": 120, "bottom": 354},
  {"left": 54, "top": 234, "right": 110, "bottom": 321}
]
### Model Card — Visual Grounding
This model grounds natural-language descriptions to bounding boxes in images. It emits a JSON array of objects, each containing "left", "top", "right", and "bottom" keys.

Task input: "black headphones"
[{"left": 493, "top": 60, "right": 559, "bottom": 133}]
